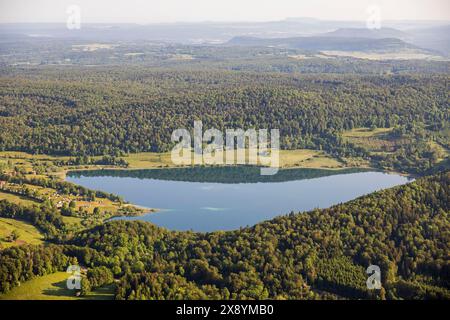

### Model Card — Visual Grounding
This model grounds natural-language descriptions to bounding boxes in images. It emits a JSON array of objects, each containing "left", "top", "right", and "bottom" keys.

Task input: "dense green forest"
[
  {"left": 0, "top": 66, "right": 448, "bottom": 174},
  {"left": 1, "top": 171, "right": 448, "bottom": 299}
]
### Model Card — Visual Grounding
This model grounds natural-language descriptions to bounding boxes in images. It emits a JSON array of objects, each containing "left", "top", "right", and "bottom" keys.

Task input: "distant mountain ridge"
[
  {"left": 319, "top": 26, "right": 450, "bottom": 56},
  {"left": 227, "top": 35, "right": 418, "bottom": 52},
  {"left": 0, "top": 21, "right": 448, "bottom": 55},
  {"left": 407, "top": 25, "right": 450, "bottom": 56},
  {"left": 321, "top": 27, "right": 410, "bottom": 39}
]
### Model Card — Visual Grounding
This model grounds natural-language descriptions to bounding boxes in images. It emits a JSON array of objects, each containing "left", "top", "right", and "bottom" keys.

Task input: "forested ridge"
[
  {"left": 0, "top": 68, "right": 448, "bottom": 174},
  {"left": 1, "top": 171, "right": 448, "bottom": 299}
]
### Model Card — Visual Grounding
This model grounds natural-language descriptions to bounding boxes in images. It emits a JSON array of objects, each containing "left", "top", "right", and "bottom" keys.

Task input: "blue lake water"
[{"left": 66, "top": 168, "right": 411, "bottom": 232}]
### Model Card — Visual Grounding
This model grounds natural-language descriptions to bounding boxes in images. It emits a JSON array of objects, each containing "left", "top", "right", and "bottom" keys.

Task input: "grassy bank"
[
  {"left": 0, "top": 217, "right": 44, "bottom": 248},
  {"left": 0, "top": 272, "right": 114, "bottom": 300}
]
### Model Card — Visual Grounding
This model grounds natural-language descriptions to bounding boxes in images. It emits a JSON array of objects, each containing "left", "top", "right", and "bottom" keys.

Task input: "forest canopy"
[{"left": 0, "top": 68, "right": 448, "bottom": 174}]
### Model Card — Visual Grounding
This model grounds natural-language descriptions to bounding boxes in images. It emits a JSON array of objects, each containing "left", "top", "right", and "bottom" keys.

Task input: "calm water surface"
[{"left": 67, "top": 168, "right": 411, "bottom": 232}]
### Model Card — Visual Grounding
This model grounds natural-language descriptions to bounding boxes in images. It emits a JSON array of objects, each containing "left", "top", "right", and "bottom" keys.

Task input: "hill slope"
[
  {"left": 1, "top": 171, "right": 448, "bottom": 299},
  {"left": 69, "top": 171, "right": 449, "bottom": 299},
  {"left": 322, "top": 27, "right": 410, "bottom": 40}
]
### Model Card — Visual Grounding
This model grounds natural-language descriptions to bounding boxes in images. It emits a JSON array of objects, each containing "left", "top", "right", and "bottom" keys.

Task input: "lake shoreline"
[{"left": 67, "top": 169, "right": 412, "bottom": 232}]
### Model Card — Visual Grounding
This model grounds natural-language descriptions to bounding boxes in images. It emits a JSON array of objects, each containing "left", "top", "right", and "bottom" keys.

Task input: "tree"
[
  {"left": 80, "top": 278, "right": 91, "bottom": 296},
  {"left": 7, "top": 230, "right": 20, "bottom": 242},
  {"left": 69, "top": 200, "right": 77, "bottom": 209}
]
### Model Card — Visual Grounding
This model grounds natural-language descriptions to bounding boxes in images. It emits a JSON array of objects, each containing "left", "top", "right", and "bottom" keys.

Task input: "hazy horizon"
[
  {"left": 1, "top": 0, "right": 449, "bottom": 24},
  {"left": 0, "top": 17, "right": 449, "bottom": 25}
]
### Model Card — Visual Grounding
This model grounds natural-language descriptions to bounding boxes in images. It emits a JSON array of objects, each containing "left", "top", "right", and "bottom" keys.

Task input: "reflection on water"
[{"left": 67, "top": 167, "right": 411, "bottom": 232}]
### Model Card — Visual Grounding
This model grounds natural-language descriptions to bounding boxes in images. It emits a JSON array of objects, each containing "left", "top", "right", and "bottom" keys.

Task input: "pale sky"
[{"left": 0, "top": 0, "right": 449, "bottom": 23}]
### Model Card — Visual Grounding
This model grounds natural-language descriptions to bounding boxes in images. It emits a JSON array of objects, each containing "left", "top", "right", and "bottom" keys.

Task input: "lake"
[{"left": 66, "top": 167, "right": 411, "bottom": 232}]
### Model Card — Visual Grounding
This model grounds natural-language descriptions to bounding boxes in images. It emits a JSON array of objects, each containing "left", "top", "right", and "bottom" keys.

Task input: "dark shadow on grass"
[
  {"left": 42, "top": 279, "right": 76, "bottom": 298},
  {"left": 42, "top": 280, "right": 114, "bottom": 300}
]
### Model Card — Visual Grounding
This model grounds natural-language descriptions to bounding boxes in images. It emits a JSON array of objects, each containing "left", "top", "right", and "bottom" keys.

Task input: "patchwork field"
[{"left": 279, "top": 149, "right": 344, "bottom": 168}]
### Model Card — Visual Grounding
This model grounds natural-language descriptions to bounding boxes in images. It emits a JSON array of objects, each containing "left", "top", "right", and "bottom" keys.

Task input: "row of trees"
[
  {"left": 0, "top": 200, "right": 65, "bottom": 238},
  {"left": 0, "top": 245, "right": 75, "bottom": 293},
  {"left": 53, "top": 155, "right": 129, "bottom": 168}
]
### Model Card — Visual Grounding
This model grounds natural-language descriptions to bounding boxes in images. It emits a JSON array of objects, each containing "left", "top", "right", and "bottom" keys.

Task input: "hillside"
[
  {"left": 320, "top": 25, "right": 450, "bottom": 57},
  {"left": 322, "top": 28, "right": 410, "bottom": 40},
  {"left": 0, "top": 70, "right": 448, "bottom": 175},
  {"left": 1, "top": 171, "right": 448, "bottom": 299}
]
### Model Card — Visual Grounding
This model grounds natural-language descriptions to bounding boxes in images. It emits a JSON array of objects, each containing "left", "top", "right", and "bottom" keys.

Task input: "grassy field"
[
  {"left": 343, "top": 127, "right": 449, "bottom": 165},
  {"left": 0, "top": 191, "right": 40, "bottom": 207},
  {"left": 0, "top": 272, "right": 115, "bottom": 300},
  {"left": 117, "top": 149, "right": 345, "bottom": 169},
  {"left": 342, "top": 127, "right": 393, "bottom": 138},
  {"left": 119, "top": 151, "right": 174, "bottom": 168},
  {"left": 0, "top": 217, "right": 44, "bottom": 248},
  {"left": 0, "top": 148, "right": 349, "bottom": 171},
  {"left": 428, "top": 141, "right": 449, "bottom": 162},
  {"left": 60, "top": 215, "right": 83, "bottom": 227},
  {"left": 342, "top": 127, "right": 401, "bottom": 153},
  {"left": 279, "top": 149, "right": 343, "bottom": 168}
]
